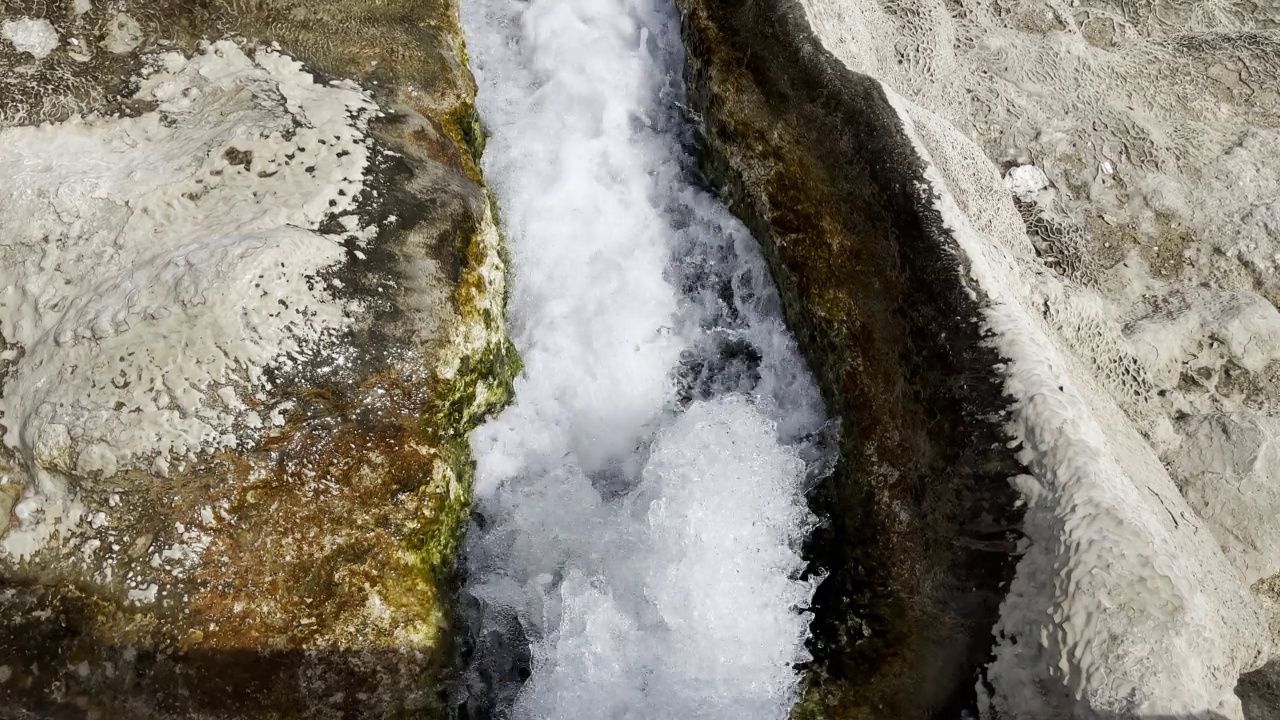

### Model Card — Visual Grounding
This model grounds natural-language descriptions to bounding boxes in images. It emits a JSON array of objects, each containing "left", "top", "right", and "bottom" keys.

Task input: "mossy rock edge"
[{"left": 672, "top": 1, "right": 1027, "bottom": 717}]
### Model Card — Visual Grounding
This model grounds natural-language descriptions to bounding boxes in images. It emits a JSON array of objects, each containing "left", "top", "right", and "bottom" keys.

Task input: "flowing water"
[{"left": 458, "top": 0, "right": 834, "bottom": 716}]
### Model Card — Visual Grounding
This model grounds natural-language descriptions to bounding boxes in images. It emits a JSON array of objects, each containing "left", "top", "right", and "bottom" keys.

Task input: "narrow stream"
[{"left": 458, "top": 0, "right": 834, "bottom": 716}]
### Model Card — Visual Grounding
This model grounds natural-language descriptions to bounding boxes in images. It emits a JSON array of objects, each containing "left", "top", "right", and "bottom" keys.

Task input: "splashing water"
[{"left": 459, "top": 0, "right": 833, "bottom": 716}]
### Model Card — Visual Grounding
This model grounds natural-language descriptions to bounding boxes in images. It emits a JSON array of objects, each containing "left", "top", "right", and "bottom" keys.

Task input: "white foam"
[
  {"left": 0, "top": 40, "right": 377, "bottom": 558},
  {"left": 2, "top": 18, "right": 58, "bottom": 59},
  {"left": 507, "top": 399, "right": 816, "bottom": 718},
  {"left": 460, "top": 0, "right": 827, "bottom": 715}
]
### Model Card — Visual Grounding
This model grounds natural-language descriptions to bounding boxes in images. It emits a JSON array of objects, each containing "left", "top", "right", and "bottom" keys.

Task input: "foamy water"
[{"left": 458, "top": 0, "right": 831, "bottom": 716}]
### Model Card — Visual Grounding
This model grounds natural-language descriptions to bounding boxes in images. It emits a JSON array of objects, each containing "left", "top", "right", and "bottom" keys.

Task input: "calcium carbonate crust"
[
  {"left": 789, "top": 0, "right": 1280, "bottom": 714},
  {"left": 0, "top": 40, "right": 375, "bottom": 558},
  {"left": 0, "top": 1, "right": 518, "bottom": 714},
  {"left": 885, "top": 89, "right": 1269, "bottom": 719},
  {"left": 793, "top": 0, "right": 1278, "bottom": 715},
  {"left": 674, "top": 0, "right": 1275, "bottom": 717},
  {"left": 792, "top": 0, "right": 1280, "bottom": 592}
]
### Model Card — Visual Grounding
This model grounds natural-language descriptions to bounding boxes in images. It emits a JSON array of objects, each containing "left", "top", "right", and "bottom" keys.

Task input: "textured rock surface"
[
  {"left": 784, "top": 0, "right": 1280, "bottom": 716},
  {"left": 675, "top": 0, "right": 1273, "bottom": 717},
  {"left": 0, "top": 1, "right": 517, "bottom": 717},
  {"left": 788, "top": 0, "right": 1280, "bottom": 661}
]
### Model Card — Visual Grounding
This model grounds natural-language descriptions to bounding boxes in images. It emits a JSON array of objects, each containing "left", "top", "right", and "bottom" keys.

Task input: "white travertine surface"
[
  {"left": 789, "top": 0, "right": 1279, "bottom": 714},
  {"left": 891, "top": 89, "right": 1270, "bottom": 719},
  {"left": 0, "top": 40, "right": 377, "bottom": 558}
]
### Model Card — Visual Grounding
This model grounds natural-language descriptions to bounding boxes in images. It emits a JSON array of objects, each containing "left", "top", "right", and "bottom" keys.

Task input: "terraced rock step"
[
  {"left": 675, "top": 0, "right": 1279, "bottom": 717},
  {"left": 0, "top": 2, "right": 516, "bottom": 717}
]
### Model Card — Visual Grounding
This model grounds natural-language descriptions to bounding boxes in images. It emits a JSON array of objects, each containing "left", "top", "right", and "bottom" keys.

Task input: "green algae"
[{"left": 414, "top": 202, "right": 522, "bottom": 589}]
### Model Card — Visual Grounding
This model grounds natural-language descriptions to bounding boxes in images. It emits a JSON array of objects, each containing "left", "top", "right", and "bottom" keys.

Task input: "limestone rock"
[
  {"left": 673, "top": 1, "right": 1024, "bottom": 715},
  {"left": 0, "top": 1, "right": 516, "bottom": 717},
  {"left": 673, "top": 0, "right": 1273, "bottom": 717}
]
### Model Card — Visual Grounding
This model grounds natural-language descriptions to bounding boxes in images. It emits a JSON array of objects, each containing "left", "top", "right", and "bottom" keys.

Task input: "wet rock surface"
[
  {"left": 0, "top": 1, "right": 516, "bottom": 717},
  {"left": 674, "top": 0, "right": 1025, "bottom": 716},
  {"left": 675, "top": 0, "right": 1280, "bottom": 716}
]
